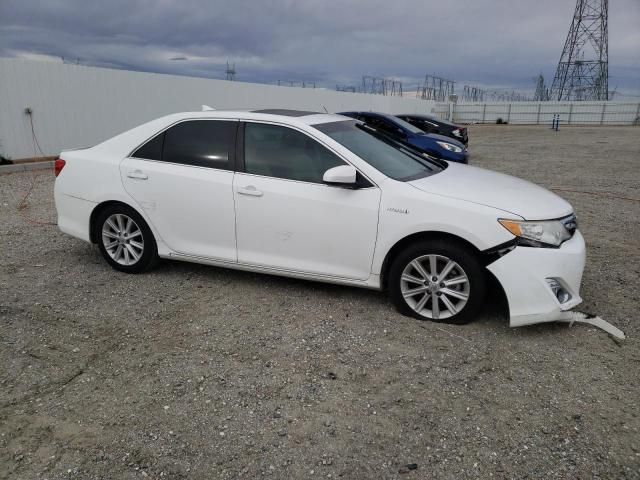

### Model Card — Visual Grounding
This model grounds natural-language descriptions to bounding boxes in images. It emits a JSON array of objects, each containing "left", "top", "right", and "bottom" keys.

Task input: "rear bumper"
[
  {"left": 54, "top": 189, "right": 95, "bottom": 243},
  {"left": 487, "top": 231, "right": 586, "bottom": 327},
  {"left": 452, "top": 134, "right": 468, "bottom": 146}
]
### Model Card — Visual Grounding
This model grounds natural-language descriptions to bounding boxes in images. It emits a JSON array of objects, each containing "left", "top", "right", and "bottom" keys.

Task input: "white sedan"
[{"left": 54, "top": 109, "right": 585, "bottom": 326}]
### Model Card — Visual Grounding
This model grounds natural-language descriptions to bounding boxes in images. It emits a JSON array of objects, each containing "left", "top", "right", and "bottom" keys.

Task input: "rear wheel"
[
  {"left": 389, "top": 240, "right": 486, "bottom": 324},
  {"left": 95, "top": 204, "right": 157, "bottom": 273}
]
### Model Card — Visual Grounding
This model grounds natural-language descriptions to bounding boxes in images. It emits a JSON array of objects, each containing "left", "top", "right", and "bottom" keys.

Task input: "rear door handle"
[
  {"left": 127, "top": 170, "right": 148, "bottom": 180},
  {"left": 237, "top": 185, "right": 263, "bottom": 197}
]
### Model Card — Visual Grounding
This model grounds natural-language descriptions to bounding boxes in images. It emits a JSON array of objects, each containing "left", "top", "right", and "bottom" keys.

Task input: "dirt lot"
[{"left": 1, "top": 125, "right": 639, "bottom": 479}]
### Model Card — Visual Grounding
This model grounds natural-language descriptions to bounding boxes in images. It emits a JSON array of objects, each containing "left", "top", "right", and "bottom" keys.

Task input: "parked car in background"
[
  {"left": 54, "top": 109, "right": 585, "bottom": 327},
  {"left": 338, "top": 111, "right": 469, "bottom": 164},
  {"left": 396, "top": 113, "right": 468, "bottom": 146}
]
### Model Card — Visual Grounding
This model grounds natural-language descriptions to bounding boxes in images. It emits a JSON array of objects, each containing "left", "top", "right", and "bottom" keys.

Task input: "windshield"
[{"left": 314, "top": 120, "right": 444, "bottom": 181}]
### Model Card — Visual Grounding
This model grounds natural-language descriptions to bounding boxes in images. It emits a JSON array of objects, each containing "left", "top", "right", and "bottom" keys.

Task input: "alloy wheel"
[
  {"left": 400, "top": 254, "right": 470, "bottom": 320},
  {"left": 101, "top": 213, "right": 144, "bottom": 266}
]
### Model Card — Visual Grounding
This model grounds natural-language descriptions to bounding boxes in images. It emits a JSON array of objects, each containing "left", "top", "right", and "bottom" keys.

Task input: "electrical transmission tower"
[
  {"left": 417, "top": 74, "right": 455, "bottom": 102},
  {"left": 225, "top": 61, "right": 236, "bottom": 81},
  {"left": 550, "top": 0, "right": 608, "bottom": 101},
  {"left": 533, "top": 74, "right": 550, "bottom": 101},
  {"left": 361, "top": 76, "right": 403, "bottom": 96},
  {"left": 336, "top": 85, "right": 357, "bottom": 93},
  {"left": 277, "top": 80, "right": 316, "bottom": 88},
  {"left": 462, "top": 85, "right": 486, "bottom": 102}
]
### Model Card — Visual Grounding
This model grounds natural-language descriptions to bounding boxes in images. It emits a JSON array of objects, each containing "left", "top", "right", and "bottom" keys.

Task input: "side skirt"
[{"left": 165, "top": 252, "right": 382, "bottom": 290}]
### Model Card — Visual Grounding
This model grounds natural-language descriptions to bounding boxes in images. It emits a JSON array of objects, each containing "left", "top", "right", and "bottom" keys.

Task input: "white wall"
[
  {"left": 434, "top": 101, "right": 640, "bottom": 126},
  {"left": 0, "top": 58, "right": 436, "bottom": 159}
]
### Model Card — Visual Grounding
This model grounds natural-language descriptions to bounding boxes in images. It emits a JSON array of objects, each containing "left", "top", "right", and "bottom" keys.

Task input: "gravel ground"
[{"left": 1, "top": 125, "right": 639, "bottom": 479}]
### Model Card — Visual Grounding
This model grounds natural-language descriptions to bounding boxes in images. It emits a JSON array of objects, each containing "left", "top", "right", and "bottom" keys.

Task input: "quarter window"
[
  {"left": 243, "top": 123, "right": 345, "bottom": 183},
  {"left": 133, "top": 133, "right": 163, "bottom": 161},
  {"left": 132, "top": 120, "right": 236, "bottom": 170}
]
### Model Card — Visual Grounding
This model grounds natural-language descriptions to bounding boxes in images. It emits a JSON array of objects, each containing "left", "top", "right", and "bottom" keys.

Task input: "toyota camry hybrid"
[{"left": 54, "top": 109, "right": 586, "bottom": 327}]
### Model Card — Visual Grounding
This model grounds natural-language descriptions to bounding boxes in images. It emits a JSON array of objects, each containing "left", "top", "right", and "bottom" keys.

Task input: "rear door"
[{"left": 120, "top": 119, "right": 238, "bottom": 261}]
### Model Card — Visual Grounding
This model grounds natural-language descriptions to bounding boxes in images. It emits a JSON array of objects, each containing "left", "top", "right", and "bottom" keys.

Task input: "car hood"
[{"left": 408, "top": 162, "right": 573, "bottom": 220}]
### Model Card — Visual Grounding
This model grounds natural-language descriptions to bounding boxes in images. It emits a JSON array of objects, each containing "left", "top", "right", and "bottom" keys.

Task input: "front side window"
[
  {"left": 314, "top": 120, "right": 443, "bottom": 181},
  {"left": 244, "top": 123, "right": 345, "bottom": 183},
  {"left": 132, "top": 120, "right": 236, "bottom": 170}
]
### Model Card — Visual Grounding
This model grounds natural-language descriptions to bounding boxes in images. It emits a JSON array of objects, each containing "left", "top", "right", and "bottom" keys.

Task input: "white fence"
[
  {"left": 0, "top": 59, "right": 436, "bottom": 160},
  {"left": 433, "top": 101, "right": 640, "bottom": 126}
]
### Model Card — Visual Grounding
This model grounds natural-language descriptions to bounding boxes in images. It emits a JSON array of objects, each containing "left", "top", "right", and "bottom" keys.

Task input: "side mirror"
[{"left": 323, "top": 165, "right": 357, "bottom": 187}]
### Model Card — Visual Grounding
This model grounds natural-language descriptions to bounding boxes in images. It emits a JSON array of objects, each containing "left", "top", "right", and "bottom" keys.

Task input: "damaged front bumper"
[{"left": 487, "top": 230, "right": 586, "bottom": 327}]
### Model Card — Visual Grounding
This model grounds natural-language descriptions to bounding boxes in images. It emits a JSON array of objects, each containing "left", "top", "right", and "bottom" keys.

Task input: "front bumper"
[{"left": 487, "top": 230, "right": 586, "bottom": 327}]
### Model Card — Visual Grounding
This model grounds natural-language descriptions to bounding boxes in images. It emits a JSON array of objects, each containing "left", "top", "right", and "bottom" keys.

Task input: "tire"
[
  {"left": 388, "top": 239, "right": 486, "bottom": 325},
  {"left": 95, "top": 204, "right": 158, "bottom": 273}
]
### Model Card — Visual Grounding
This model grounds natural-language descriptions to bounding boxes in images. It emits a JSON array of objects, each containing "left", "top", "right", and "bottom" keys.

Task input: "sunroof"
[{"left": 252, "top": 109, "right": 321, "bottom": 117}]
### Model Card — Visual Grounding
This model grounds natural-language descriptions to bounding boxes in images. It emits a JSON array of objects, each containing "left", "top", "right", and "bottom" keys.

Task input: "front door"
[{"left": 233, "top": 122, "right": 380, "bottom": 280}]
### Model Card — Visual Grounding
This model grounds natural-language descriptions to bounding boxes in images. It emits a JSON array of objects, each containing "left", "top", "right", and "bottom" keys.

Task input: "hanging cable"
[{"left": 15, "top": 109, "right": 56, "bottom": 226}]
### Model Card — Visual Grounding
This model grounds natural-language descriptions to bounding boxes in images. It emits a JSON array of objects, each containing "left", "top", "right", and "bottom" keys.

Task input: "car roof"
[
  {"left": 398, "top": 113, "right": 459, "bottom": 128},
  {"left": 160, "top": 109, "right": 348, "bottom": 126},
  {"left": 90, "top": 109, "right": 351, "bottom": 156},
  {"left": 250, "top": 108, "right": 321, "bottom": 117},
  {"left": 340, "top": 111, "right": 403, "bottom": 123}
]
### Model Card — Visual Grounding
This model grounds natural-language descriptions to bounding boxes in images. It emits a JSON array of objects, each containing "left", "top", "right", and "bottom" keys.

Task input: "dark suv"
[{"left": 396, "top": 114, "right": 468, "bottom": 146}]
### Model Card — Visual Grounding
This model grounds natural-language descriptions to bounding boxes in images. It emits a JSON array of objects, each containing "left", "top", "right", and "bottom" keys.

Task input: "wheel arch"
[
  {"left": 379, "top": 231, "right": 479, "bottom": 290},
  {"left": 89, "top": 200, "right": 147, "bottom": 244},
  {"left": 379, "top": 230, "right": 510, "bottom": 320}
]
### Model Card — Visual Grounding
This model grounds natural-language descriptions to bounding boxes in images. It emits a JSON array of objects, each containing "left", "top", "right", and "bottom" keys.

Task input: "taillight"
[{"left": 54, "top": 158, "right": 66, "bottom": 177}]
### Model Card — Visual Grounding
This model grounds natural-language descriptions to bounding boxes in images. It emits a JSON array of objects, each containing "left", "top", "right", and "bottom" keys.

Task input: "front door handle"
[
  {"left": 237, "top": 185, "right": 263, "bottom": 197},
  {"left": 127, "top": 170, "right": 148, "bottom": 180}
]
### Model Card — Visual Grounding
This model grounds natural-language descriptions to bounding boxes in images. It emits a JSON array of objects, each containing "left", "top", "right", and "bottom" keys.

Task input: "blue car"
[{"left": 339, "top": 111, "right": 469, "bottom": 164}]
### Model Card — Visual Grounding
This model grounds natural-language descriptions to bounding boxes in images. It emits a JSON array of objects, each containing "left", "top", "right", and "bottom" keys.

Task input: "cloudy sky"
[{"left": 1, "top": 0, "right": 638, "bottom": 97}]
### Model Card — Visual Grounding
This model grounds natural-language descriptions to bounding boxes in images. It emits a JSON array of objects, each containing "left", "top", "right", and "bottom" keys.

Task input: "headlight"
[
  {"left": 452, "top": 129, "right": 462, "bottom": 137},
  {"left": 436, "top": 141, "right": 463, "bottom": 153},
  {"left": 498, "top": 218, "right": 574, "bottom": 248}
]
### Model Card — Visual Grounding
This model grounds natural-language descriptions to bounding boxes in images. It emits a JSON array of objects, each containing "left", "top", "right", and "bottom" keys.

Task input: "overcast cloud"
[{"left": 1, "top": 0, "right": 638, "bottom": 97}]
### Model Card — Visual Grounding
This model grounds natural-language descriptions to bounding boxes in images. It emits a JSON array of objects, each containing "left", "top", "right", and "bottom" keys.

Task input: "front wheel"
[{"left": 389, "top": 240, "right": 486, "bottom": 324}]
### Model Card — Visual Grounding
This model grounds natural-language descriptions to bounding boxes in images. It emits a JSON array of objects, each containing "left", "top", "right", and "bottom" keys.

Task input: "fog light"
[{"left": 546, "top": 278, "right": 571, "bottom": 304}]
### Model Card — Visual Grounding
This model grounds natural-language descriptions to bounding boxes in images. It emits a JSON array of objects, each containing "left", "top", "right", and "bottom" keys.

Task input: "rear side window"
[
  {"left": 132, "top": 120, "right": 236, "bottom": 170},
  {"left": 133, "top": 133, "right": 163, "bottom": 160},
  {"left": 243, "top": 123, "right": 345, "bottom": 183}
]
